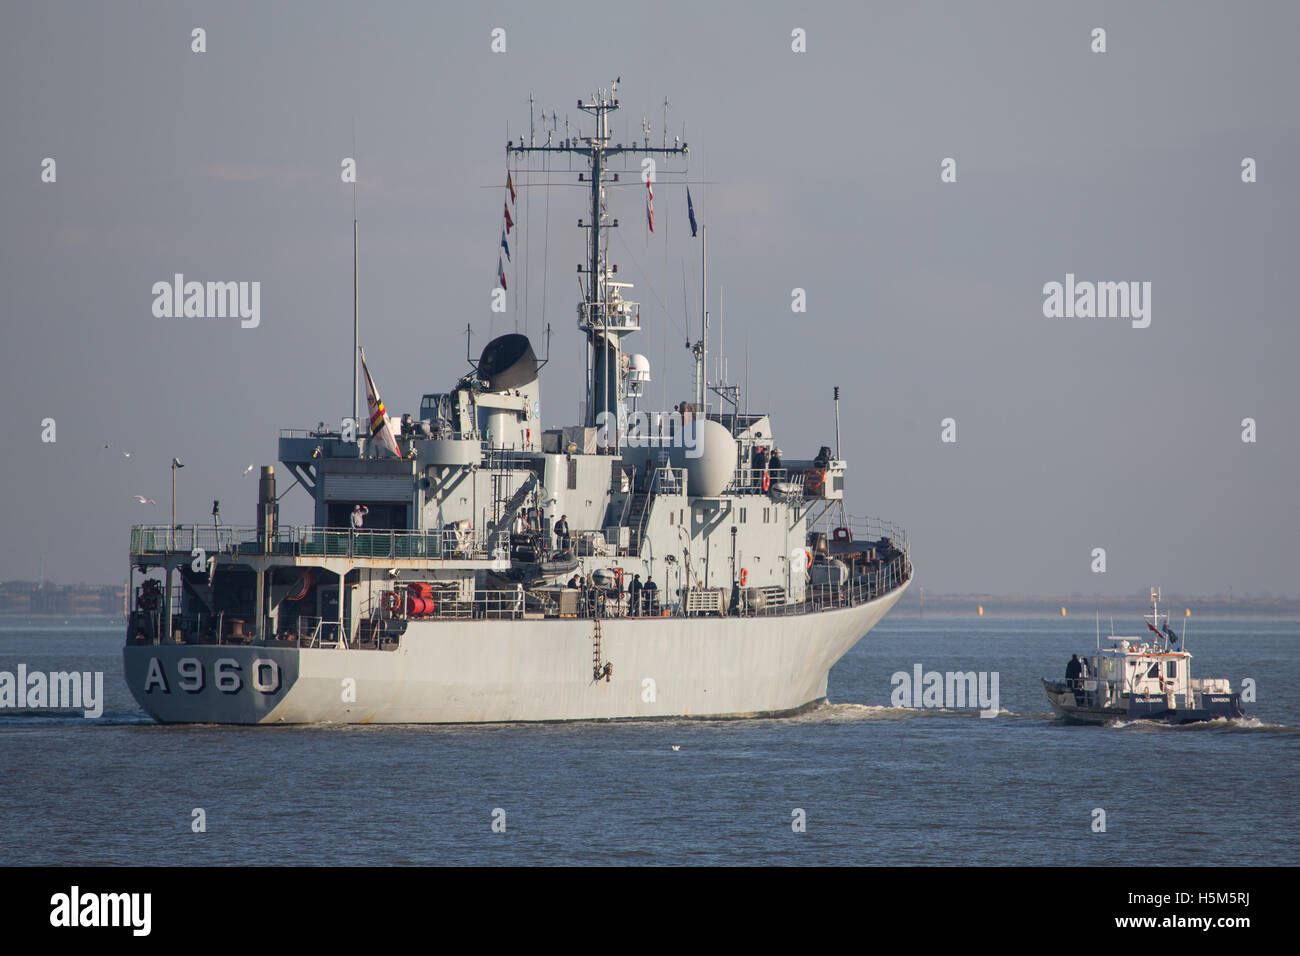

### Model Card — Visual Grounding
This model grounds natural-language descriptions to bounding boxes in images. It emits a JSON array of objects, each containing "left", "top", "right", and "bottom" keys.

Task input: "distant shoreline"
[{"left": 897, "top": 590, "right": 1300, "bottom": 620}]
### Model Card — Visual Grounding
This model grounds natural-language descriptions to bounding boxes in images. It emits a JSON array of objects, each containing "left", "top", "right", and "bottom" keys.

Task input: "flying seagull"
[
  {"left": 242, "top": 464, "right": 255, "bottom": 475},
  {"left": 122, "top": 451, "right": 131, "bottom": 458},
  {"left": 133, "top": 496, "right": 156, "bottom": 505},
  {"left": 671, "top": 745, "right": 681, "bottom": 751}
]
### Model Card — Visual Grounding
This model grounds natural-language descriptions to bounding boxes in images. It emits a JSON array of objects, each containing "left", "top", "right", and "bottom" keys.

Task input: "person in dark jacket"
[
  {"left": 629, "top": 574, "right": 643, "bottom": 617},
  {"left": 642, "top": 576, "right": 659, "bottom": 615},
  {"left": 554, "top": 514, "right": 570, "bottom": 552},
  {"left": 1065, "top": 654, "right": 1084, "bottom": 703},
  {"left": 752, "top": 446, "right": 767, "bottom": 487}
]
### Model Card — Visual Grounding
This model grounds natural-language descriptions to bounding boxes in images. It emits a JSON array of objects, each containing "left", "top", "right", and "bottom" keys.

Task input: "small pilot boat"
[{"left": 1042, "top": 588, "right": 1244, "bottom": 725}]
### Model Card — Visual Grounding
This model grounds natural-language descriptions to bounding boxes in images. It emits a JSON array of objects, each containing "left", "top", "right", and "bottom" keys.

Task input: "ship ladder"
[{"left": 591, "top": 613, "right": 613, "bottom": 683}]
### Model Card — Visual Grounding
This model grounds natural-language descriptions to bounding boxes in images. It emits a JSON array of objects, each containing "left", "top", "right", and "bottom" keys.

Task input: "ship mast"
[{"left": 509, "top": 82, "right": 688, "bottom": 438}]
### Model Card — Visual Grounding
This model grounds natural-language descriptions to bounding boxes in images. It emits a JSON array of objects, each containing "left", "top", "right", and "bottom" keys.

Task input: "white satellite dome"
[
  {"left": 628, "top": 353, "right": 651, "bottom": 382},
  {"left": 669, "top": 418, "right": 737, "bottom": 497}
]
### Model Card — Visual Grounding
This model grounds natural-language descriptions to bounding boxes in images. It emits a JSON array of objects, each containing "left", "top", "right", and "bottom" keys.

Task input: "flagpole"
[
  {"left": 700, "top": 224, "right": 707, "bottom": 415},
  {"left": 353, "top": 216, "right": 359, "bottom": 439}
]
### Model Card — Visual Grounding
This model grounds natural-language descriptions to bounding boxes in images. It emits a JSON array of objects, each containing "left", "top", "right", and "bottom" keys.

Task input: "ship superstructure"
[{"left": 122, "top": 84, "right": 913, "bottom": 724}]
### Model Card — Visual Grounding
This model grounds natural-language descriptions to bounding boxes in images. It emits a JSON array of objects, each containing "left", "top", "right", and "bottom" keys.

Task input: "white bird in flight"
[
  {"left": 133, "top": 496, "right": 156, "bottom": 505},
  {"left": 122, "top": 451, "right": 131, "bottom": 458},
  {"left": 671, "top": 745, "right": 681, "bottom": 751},
  {"left": 242, "top": 464, "right": 255, "bottom": 475}
]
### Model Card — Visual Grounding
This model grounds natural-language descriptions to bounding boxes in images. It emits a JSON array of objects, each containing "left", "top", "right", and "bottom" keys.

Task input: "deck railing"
[
  {"left": 130, "top": 524, "right": 510, "bottom": 562},
  {"left": 723, "top": 467, "right": 798, "bottom": 495},
  {"left": 374, "top": 548, "right": 912, "bottom": 624}
]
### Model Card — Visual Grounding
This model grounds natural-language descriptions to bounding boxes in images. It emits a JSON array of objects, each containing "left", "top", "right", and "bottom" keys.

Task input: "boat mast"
[
  {"left": 352, "top": 215, "right": 359, "bottom": 436},
  {"left": 700, "top": 224, "right": 707, "bottom": 414},
  {"left": 508, "top": 82, "right": 687, "bottom": 433}
]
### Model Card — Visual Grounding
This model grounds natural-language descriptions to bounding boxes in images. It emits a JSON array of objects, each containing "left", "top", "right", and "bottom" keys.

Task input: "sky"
[{"left": 1, "top": 0, "right": 1297, "bottom": 596}]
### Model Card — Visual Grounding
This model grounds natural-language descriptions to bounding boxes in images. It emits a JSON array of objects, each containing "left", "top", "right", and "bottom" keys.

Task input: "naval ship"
[{"left": 122, "top": 84, "right": 913, "bottom": 724}]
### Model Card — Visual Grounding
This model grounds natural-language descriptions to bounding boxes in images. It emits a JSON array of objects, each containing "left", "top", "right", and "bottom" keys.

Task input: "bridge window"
[
  {"left": 1166, "top": 661, "right": 1177, "bottom": 678},
  {"left": 1146, "top": 662, "right": 1160, "bottom": 678}
]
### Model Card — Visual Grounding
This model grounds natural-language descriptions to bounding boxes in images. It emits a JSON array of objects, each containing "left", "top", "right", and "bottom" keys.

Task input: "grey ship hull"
[{"left": 124, "top": 580, "right": 908, "bottom": 725}]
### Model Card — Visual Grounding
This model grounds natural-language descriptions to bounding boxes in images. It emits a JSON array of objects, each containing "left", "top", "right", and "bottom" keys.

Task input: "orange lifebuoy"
[
  {"left": 804, "top": 548, "right": 813, "bottom": 570},
  {"left": 761, "top": 471, "right": 770, "bottom": 492},
  {"left": 739, "top": 568, "right": 749, "bottom": 586}
]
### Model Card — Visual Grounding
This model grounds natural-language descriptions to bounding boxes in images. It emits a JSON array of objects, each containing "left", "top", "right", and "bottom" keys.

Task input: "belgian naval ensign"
[{"left": 361, "top": 350, "right": 401, "bottom": 458}]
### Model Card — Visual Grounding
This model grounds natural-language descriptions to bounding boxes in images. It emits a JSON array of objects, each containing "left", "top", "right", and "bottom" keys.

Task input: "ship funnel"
[{"left": 478, "top": 333, "right": 538, "bottom": 390}]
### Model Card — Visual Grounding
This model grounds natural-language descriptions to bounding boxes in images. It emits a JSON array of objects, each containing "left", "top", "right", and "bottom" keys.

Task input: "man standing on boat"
[
  {"left": 351, "top": 504, "right": 369, "bottom": 530},
  {"left": 554, "top": 514, "right": 570, "bottom": 552},
  {"left": 629, "top": 574, "right": 643, "bottom": 617},
  {"left": 643, "top": 575, "right": 658, "bottom": 616},
  {"left": 1065, "top": 654, "right": 1083, "bottom": 703}
]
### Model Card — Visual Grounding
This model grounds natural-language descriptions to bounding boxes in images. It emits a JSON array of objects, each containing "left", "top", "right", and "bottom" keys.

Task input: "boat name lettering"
[{"left": 142, "top": 657, "right": 280, "bottom": 695}]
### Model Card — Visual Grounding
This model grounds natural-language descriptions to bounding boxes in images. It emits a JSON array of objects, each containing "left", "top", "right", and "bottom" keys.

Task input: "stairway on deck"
[{"left": 625, "top": 491, "right": 650, "bottom": 554}]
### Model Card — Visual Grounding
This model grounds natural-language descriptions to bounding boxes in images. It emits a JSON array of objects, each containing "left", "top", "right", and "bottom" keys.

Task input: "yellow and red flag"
[{"left": 361, "top": 352, "right": 401, "bottom": 458}]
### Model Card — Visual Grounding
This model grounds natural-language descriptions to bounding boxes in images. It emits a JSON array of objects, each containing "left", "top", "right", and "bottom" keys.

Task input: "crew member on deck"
[
  {"left": 351, "top": 504, "right": 369, "bottom": 530},
  {"left": 642, "top": 575, "right": 658, "bottom": 616},
  {"left": 1065, "top": 654, "right": 1083, "bottom": 703},
  {"left": 554, "top": 514, "right": 571, "bottom": 552},
  {"left": 629, "top": 574, "right": 643, "bottom": 617}
]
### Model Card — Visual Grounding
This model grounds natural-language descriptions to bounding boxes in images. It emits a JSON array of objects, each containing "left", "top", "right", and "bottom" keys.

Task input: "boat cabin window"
[
  {"left": 1146, "top": 662, "right": 1160, "bottom": 678},
  {"left": 1166, "top": 661, "right": 1177, "bottom": 677}
]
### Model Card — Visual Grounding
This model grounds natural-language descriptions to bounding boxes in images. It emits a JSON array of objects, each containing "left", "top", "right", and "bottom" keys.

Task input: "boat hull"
[
  {"left": 1042, "top": 679, "right": 1243, "bottom": 726},
  {"left": 124, "top": 580, "right": 909, "bottom": 725}
]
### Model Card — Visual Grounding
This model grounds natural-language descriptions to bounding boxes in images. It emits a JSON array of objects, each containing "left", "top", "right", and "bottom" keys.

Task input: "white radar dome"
[{"left": 669, "top": 418, "right": 737, "bottom": 497}]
